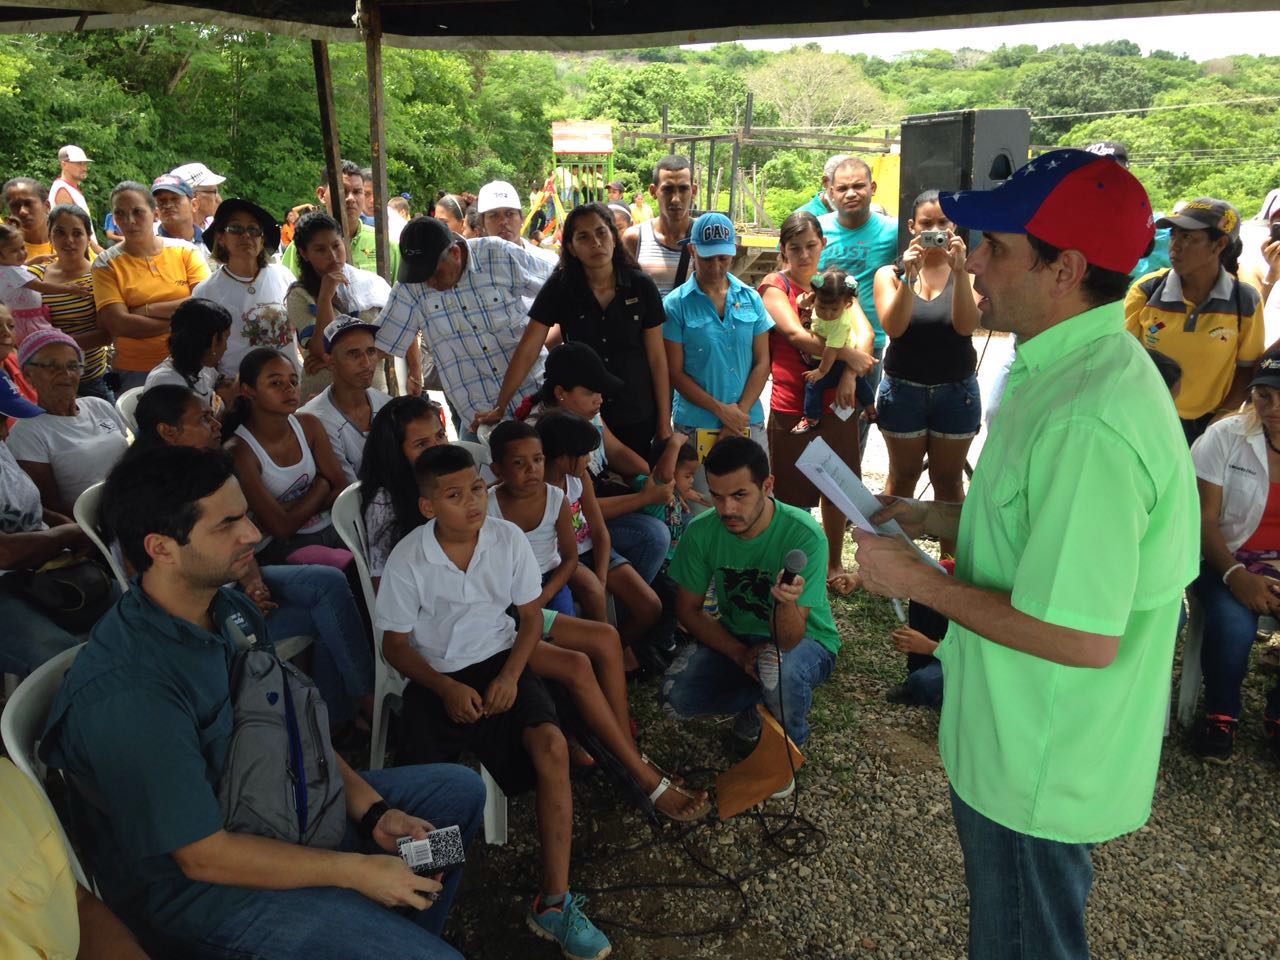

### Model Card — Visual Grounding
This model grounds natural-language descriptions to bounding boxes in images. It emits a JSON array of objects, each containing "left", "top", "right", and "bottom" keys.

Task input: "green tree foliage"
[{"left": 0, "top": 29, "right": 1277, "bottom": 231}]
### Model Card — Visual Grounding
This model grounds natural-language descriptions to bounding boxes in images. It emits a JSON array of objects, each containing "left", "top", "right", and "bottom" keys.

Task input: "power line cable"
[{"left": 1031, "top": 95, "right": 1280, "bottom": 120}]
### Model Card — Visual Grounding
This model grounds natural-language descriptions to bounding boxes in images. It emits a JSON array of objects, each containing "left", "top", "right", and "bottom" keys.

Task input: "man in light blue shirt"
[
  {"left": 663, "top": 212, "right": 773, "bottom": 473},
  {"left": 817, "top": 157, "right": 899, "bottom": 455}
]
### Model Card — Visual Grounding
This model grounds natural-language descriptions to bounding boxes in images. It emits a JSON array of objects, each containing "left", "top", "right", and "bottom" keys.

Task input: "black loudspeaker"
[{"left": 896, "top": 109, "right": 1030, "bottom": 250}]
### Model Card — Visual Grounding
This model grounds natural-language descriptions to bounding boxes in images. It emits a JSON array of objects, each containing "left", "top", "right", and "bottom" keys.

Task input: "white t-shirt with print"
[
  {"left": 6, "top": 397, "right": 128, "bottom": 508},
  {"left": 194, "top": 264, "right": 301, "bottom": 378},
  {"left": 0, "top": 264, "right": 41, "bottom": 313}
]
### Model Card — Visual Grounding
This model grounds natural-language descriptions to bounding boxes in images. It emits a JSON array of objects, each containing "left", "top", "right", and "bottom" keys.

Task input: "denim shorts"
[{"left": 876, "top": 372, "right": 981, "bottom": 440}]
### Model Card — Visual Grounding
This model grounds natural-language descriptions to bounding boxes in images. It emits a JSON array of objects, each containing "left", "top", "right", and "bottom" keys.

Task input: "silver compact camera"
[{"left": 918, "top": 230, "right": 949, "bottom": 248}]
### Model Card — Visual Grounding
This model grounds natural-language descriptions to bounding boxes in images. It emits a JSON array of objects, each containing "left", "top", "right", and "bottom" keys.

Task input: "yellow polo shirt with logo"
[
  {"left": 937, "top": 301, "right": 1198, "bottom": 843},
  {"left": 1124, "top": 266, "right": 1264, "bottom": 419}
]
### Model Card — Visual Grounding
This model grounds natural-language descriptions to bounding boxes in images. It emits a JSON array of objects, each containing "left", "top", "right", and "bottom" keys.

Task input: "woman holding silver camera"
[{"left": 871, "top": 189, "right": 981, "bottom": 556}]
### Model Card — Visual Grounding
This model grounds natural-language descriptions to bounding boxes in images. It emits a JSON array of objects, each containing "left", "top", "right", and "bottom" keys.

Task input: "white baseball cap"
[
  {"left": 476, "top": 180, "right": 522, "bottom": 215},
  {"left": 58, "top": 145, "right": 91, "bottom": 163},
  {"left": 170, "top": 162, "right": 226, "bottom": 189}
]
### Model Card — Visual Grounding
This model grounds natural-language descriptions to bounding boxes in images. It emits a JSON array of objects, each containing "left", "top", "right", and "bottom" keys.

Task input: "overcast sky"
[{"left": 690, "top": 12, "right": 1280, "bottom": 61}]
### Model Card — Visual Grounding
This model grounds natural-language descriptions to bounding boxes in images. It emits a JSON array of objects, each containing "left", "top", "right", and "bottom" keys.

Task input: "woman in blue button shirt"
[{"left": 663, "top": 212, "right": 773, "bottom": 486}]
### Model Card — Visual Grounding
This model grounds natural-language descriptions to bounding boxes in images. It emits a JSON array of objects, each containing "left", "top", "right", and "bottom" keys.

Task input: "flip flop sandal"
[{"left": 649, "top": 776, "right": 710, "bottom": 823}]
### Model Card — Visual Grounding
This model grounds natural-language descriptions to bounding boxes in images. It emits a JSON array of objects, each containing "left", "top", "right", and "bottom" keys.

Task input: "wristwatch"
[{"left": 358, "top": 799, "right": 390, "bottom": 839}]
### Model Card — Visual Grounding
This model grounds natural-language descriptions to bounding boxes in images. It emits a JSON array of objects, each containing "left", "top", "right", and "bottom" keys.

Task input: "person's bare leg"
[
  {"left": 524, "top": 722, "right": 573, "bottom": 896},
  {"left": 526, "top": 644, "right": 706, "bottom": 817},
  {"left": 925, "top": 434, "right": 974, "bottom": 558},
  {"left": 821, "top": 495, "right": 851, "bottom": 585},
  {"left": 544, "top": 615, "right": 631, "bottom": 740},
  {"left": 883, "top": 433, "right": 929, "bottom": 499},
  {"left": 605, "top": 563, "right": 661, "bottom": 645},
  {"left": 568, "top": 564, "right": 608, "bottom": 622}
]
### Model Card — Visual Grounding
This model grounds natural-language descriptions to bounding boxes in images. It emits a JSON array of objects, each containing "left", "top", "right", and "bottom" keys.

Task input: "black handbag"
[{"left": 12, "top": 557, "right": 115, "bottom": 634}]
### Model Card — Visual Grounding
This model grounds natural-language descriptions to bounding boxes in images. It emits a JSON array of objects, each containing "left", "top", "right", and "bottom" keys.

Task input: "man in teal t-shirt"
[
  {"left": 661, "top": 436, "right": 838, "bottom": 751},
  {"left": 852, "top": 150, "right": 1197, "bottom": 960}
]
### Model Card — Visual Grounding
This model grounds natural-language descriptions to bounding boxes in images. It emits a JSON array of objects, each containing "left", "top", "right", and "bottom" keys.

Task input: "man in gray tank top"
[{"left": 623, "top": 154, "right": 697, "bottom": 297}]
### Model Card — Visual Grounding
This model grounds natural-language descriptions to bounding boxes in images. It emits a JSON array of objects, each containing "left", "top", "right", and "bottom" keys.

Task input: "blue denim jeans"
[
  {"left": 0, "top": 585, "right": 84, "bottom": 676},
  {"left": 906, "top": 659, "right": 944, "bottom": 707},
  {"left": 194, "top": 764, "right": 486, "bottom": 960},
  {"left": 605, "top": 509, "right": 670, "bottom": 585},
  {"left": 859, "top": 344, "right": 885, "bottom": 454},
  {"left": 1190, "top": 563, "right": 1280, "bottom": 722},
  {"left": 802, "top": 359, "right": 846, "bottom": 421},
  {"left": 950, "top": 787, "right": 1094, "bottom": 960},
  {"left": 261, "top": 564, "right": 374, "bottom": 726},
  {"left": 659, "top": 634, "right": 835, "bottom": 746}
]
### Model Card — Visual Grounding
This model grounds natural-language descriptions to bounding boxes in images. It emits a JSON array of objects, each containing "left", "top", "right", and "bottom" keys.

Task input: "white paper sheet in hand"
[{"left": 795, "top": 437, "right": 944, "bottom": 571}]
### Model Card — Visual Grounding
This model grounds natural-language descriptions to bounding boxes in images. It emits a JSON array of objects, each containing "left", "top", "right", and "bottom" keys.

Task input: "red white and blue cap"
[
  {"left": 681, "top": 212, "right": 737, "bottom": 257},
  {"left": 0, "top": 371, "right": 43, "bottom": 419},
  {"left": 939, "top": 148, "right": 1155, "bottom": 274}
]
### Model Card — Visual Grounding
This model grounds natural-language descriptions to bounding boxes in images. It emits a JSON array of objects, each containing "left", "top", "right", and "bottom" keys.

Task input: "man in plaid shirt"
[{"left": 375, "top": 216, "right": 555, "bottom": 437}]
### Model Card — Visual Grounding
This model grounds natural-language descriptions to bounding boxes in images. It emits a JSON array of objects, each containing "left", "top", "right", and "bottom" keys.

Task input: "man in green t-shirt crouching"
[
  {"left": 660, "top": 436, "right": 840, "bottom": 779},
  {"left": 853, "top": 150, "right": 1198, "bottom": 960}
]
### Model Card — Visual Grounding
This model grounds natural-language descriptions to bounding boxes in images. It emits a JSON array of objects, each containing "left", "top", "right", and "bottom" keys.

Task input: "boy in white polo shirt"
[{"left": 375, "top": 444, "right": 611, "bottom": 960}]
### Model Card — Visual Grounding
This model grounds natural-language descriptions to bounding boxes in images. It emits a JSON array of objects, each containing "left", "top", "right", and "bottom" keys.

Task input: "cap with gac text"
[{"left": 940, "top": 148, "right": 1154, "bottom": 274}]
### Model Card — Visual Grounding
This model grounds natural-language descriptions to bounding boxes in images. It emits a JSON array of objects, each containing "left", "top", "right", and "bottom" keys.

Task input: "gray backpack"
[{"left": 217, "top": 623, "right": 347, "bottom": 849}]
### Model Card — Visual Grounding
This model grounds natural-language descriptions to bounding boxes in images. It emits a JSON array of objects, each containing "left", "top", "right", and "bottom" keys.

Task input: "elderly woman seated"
[
  {"left": 7, "top": 328, "right": 128, "bottom": 515},
  {"left": 1189, "top": 344, "right": 1280, "bottom": 767}
]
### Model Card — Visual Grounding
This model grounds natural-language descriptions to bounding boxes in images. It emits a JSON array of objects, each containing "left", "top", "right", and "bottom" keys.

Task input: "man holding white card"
[{"left": 851, "top": 150, "right": 1197, "bottom": 960}]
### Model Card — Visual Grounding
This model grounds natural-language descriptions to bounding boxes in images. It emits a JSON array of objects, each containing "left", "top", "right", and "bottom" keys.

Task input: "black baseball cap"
[
  {"left": 543, "top": 342, "right": 624, "bottom": 397},
  {"left": 205, "top": 198, "right": 281, "bottom": 256},
  {"left": 398, "top": 216, "right": 458, "bottom": 284},
  {"left": 1249, "top": 346, "right": 1280, "bottom": 391}
]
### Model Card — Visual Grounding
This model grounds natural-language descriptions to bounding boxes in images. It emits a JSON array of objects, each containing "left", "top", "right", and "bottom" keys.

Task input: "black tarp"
[{"left": 0, "top": 0, "right": 1271, "bottom": 49}]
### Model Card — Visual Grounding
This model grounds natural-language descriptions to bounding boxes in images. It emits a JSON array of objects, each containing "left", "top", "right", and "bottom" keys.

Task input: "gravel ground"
[{"left": 444, "top": 364, "right": 1280, "bottom": 959}]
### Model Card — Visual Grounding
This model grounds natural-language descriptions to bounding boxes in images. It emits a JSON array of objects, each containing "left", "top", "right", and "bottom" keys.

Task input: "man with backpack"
[{"left": 40, "top": 445, "right": 485, "bottom": 960}]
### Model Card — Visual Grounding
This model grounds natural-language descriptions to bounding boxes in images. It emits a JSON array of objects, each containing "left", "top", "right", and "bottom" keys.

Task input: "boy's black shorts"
[{"left": 399, "top": 649, "right": 560, "bottom": 794}]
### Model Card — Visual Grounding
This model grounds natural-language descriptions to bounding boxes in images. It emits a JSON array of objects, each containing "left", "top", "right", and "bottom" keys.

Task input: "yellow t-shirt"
[
  {"left": 1124, "top": 267, "right": 1265, "bottom": 420},
  {"left": 811, "top": 305, "right": 853, "bottom": 350},
  {"left": 92, "top": 238, "right": 210, "bottom": 372},
  {"left": 0, "top": 759, "right": 80, "bottom": 960},
  {"left": 24, "top": 241, "right": 54, "bottom": 262}
]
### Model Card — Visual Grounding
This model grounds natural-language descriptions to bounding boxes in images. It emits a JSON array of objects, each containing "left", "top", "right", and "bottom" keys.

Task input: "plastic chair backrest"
[
  {"left": 453, "top": 438, "right": 491, "bottom": 466},
  {"left": 0, "top": 643, "right": 90, "bottom": 888},
  {"left": 115, "top": 386, "right": 144, "bottom": 436},
  {"left": 331, "top": 483, "right": 378, "bottom": 625},
  {"left": 73, "top": 482, "right": 129, "bottom": 591}
]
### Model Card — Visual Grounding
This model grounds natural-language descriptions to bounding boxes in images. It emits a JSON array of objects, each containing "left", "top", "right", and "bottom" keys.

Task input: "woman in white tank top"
[{"left": 225, "top": 348, "right": 351, "bottom": 565}]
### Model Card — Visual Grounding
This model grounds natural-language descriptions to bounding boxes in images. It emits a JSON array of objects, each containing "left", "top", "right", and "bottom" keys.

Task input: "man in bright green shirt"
[
  {"left": 853, "top": 150, "right": 1197, "bottom": 960},
  {"left": 281, "top": 158, "right": 400, "bottom": 283},
  {"left": 661, "top": 436, "right": 838, "bottom": 755}
]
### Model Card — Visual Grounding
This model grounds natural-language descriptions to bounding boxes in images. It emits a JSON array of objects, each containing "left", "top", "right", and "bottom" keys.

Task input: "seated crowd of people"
[{"left": 2, "top": 141, "right": 1279, "bottom": 960}]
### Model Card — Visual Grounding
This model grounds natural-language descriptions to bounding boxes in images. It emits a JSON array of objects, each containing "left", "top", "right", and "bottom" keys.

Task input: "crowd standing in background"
[{"left": 2, "top": 137, "right": 1279, "bottom": 960}]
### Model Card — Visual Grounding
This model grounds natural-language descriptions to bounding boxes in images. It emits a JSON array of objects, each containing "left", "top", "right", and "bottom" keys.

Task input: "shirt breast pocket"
[{"left": 988, "top": 469, "right": 1028, "bottom": 548}]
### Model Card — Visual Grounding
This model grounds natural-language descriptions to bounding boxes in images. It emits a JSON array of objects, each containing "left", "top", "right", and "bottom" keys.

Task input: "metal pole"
[
  {"left": 361, "top": 0, "right": 389, "bottom": 284},
  {"left": 310, "top": 40, "right": 344, "bottom": 243},
  {"left": 727, "top": 92, "right": 752, "bottom": 220}
]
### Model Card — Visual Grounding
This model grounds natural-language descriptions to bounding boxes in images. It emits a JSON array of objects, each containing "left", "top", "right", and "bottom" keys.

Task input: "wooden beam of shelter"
[{"left": 310, "top": 39, "right": 344, "bottom": 253}]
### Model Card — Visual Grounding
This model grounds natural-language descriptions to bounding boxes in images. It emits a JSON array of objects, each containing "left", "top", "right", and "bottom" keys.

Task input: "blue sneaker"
[{"left": 527, "top": 891, "right": 612, "bottom": 960}]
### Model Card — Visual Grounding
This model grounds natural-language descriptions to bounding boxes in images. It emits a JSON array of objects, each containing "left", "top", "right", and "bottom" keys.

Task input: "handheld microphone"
[
  {"left": 759, "top": 550, "right": 807, "bottom": 692},
  {"left": 780, "top": 549, "right": 807, "bottom": 586}
]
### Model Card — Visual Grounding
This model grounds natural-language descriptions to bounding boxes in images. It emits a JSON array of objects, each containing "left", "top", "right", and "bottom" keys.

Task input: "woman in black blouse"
[{"left": 472, "top": 202, "right": 671, "bottom": 456}]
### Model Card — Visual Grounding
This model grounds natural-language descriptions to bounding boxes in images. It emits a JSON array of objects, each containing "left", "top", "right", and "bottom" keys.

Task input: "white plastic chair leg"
[
  {"left": 480, "top": 764, "right": 507, "bottom": 845},
  {"left": 1177, "top": 596, "right": 1205, "bottom": 731},
  {"left": 369, "top": 689, "right": 393, "bottom": 771}
]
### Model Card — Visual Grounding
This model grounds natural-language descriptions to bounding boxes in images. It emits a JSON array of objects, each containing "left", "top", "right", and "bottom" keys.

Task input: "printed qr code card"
[{"left": 397, "top": 836, "right": 434, "bottom": 869}]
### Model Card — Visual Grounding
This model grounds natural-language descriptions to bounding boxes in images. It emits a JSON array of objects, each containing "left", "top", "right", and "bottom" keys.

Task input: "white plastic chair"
[
  {"left": 330, "top": 482, "right": 507, "bottom": 844},
  {"left": 1, "top": 643, "right": 91, "bottom": 888},
  {"left": 115, "top": 386, "right": 144, "bottom": 436},
  {"left": 74, "top": 482, "right": 128, "bottom": 590},
  {"left": 71, "top": 484, "right": 313, "bottom": 662}
]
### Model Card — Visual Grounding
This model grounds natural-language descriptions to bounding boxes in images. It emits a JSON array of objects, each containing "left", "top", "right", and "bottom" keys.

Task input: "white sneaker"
[{"left": 770, "top": 777, "right": 795, "bottom": 800}]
